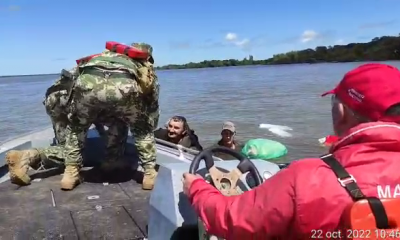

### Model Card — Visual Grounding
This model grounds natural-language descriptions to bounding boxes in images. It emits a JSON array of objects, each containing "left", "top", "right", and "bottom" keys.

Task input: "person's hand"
[{"left": 182, "top": 173, "right": 203, "bottom": 195}]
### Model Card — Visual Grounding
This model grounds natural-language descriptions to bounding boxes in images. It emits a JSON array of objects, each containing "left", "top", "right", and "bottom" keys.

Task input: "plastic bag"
[{"left": 241, "top": 138, "right": 288, "bottom": 160}]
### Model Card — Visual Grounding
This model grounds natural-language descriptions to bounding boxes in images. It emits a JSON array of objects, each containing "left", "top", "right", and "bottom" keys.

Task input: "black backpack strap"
[
  {"left": 320, "top": 154, "right": 390, "bottom": 229},
  {"left": 367, "top": 197, "right": 390, "bottom": 229},
  {"left": 320, "top": 154, "right": 365, "bottom": 201}
]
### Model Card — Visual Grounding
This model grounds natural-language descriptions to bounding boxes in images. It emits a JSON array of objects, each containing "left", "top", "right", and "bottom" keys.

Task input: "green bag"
[{"left": 241, "top": 138, "right": 288, "bottom": 160}]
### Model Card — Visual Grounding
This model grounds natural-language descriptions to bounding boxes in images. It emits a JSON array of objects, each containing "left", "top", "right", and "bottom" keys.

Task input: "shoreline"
[
  {"left": 155, "top": 60, "right": 400, "bottom": 71},
  {"left": 2, "top": 60, "right": 400, "bottom": 78},
  {"left": 0, "top": 73, "right": 58, "bottom": 78},
  {"left": 3, "top": 34, "right": 400, "bottom": 77}
]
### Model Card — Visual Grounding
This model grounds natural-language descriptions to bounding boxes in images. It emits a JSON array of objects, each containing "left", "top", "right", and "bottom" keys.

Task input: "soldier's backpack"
[{"left": 76, "top": 42, "right": 157, "bottom": 96}]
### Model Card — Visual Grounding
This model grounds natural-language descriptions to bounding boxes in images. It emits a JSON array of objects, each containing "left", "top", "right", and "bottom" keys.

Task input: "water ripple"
[{"left": 1, "top": 61, "right": 399, "bottom": 161}]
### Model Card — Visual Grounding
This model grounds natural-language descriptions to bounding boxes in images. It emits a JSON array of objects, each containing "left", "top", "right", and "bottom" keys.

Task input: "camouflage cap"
[
  {"left": 131, "top": 42, "right": 154, "bottom": 63},
  {"left": 222, "top": 121, "right": 236, "bottom": 133}
]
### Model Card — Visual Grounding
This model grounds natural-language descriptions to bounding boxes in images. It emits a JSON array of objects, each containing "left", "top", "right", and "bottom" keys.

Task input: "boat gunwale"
[{"left": 0, "top": 126, "right": 223, "bottom": 183}]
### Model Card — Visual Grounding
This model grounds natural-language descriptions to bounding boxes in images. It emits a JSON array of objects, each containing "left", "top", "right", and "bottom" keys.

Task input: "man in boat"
[
  {"left": 208, "top": 121, "right": 244, "bottom": 160},
  {"left": 154, "top": 115, "right": 203, "bottom": 151},
  {"left": 182, "top": 63, "right": 400, "bottom": 238},
  {"left": 44, "top": 71, "right": 131, "bottom": 172},
  {"left": 6, "top": 42, "right": 160, "bottom": 191},
  {"left": 4, "top": 68, "right": 117, "bottom": 180},
  {"left": 43, "top": 67, "right": 108, "bottom": 144}
]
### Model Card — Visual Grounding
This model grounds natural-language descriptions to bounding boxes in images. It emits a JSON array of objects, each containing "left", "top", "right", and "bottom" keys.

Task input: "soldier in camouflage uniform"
[
  {"left": 44, "top": 68, "right": 131, "bottom": 169},
  {"left": 6, "top": 42, "right": 160, "bottom": 191},
  {"left": 5, "top": 67, "right": 128, "bottom": 185},
  {"left": 44, "top": 67, "right": 108, "bottom": 145},
  {"left": 44, "top": 67, "right": 130, "bottom": 168}
]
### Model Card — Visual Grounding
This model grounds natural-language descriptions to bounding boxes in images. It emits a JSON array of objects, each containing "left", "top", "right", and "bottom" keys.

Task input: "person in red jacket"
[{"left": 182, "top": 63, "right": 400, "bottom": 239}]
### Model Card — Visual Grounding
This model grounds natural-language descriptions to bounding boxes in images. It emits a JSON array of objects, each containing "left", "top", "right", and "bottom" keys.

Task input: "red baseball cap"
[{"left": 322, "top": 63, "right": 400, "bottom": 122}]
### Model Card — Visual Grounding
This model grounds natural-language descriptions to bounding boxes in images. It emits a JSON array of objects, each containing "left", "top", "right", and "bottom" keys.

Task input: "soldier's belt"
[{"left": 82, "top": 68, "right": 134, "bottom": 79}]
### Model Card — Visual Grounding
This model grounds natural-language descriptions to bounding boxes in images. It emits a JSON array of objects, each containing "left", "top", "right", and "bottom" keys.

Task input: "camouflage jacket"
[
  {"left": 75, "top": 45, "right": 160, "bottom": 167},
  {"left": 44, "top": 67, "right": 78, "bottom": 100},
  {"left": 78, "top": 50, "right": 157, "bottom": 96}
]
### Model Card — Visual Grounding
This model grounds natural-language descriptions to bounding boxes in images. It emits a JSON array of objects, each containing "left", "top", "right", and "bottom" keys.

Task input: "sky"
[{"left": 1, "top": 0, "right": 400, "bottom": 76}]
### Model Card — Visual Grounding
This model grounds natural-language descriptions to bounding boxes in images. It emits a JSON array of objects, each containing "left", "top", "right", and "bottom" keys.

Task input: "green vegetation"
[{"left": 156, "top": 35, "right": 400, "bottom": 70}]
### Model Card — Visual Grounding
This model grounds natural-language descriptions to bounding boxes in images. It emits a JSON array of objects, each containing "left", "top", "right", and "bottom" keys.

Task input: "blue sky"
[{"left": 1, "top": 0, "right": 400, "bottom": 75}]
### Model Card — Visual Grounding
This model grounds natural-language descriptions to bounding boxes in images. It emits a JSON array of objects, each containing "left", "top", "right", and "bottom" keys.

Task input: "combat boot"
[
  {"left": 60, "top": 165, "right": 81, "bottom": 190},
  {"left": 142, "top": 168, "right": 158, "bottom": 190},
  {"left": 6, "top": 149, "right": 41, "bottom": 185}
]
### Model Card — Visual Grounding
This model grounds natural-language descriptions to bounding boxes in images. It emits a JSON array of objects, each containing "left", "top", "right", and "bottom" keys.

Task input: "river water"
[{"left": 1, "top": 61, "right": 399, "bottom": 161}]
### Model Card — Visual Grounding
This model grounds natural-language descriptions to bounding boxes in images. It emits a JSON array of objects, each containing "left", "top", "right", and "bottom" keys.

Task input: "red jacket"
[{"left": 188, "top": 122, "right": 400, "bottom": 239}]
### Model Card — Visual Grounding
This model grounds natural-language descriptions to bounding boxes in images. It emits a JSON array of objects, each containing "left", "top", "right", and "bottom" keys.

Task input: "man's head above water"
[
  {"left": 166, "top": 116, "right": 190, "bottom": 143},
  {"left": 322, "top": 63, "right": 400, "bottom": 136},
  {"left": 220, "top": 121, "right": 236, "bottom": 145}
]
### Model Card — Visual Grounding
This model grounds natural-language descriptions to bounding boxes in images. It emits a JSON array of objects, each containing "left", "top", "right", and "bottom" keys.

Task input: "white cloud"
[
  {"left": 225, "top": 33, "right": 237, "bottom": 41},
  {"left": 235, "top": 38, "right": 249, "bottom": 47},
  {"left": 301, "top": 30, "right": 318, "bottom": 43},
  {"left": 224, "top": 33, "right": 251, "bottom": 50}
]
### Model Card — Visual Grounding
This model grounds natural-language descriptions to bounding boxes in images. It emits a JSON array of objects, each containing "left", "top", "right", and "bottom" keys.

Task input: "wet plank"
[
  {"left": 120, "top": 180, "right": 150, "bottom": 234},
  {"left": 0, "top": 170, "right": 150, "bottom": 239},
  {"left": 52, "top": 180, "right": 130, "bottom": 210},
  {"left": 71, "top": 206, "right": 145, "bottom": 239},
  {"left": 0, "top": 177, "right": 59, "bottom": 210},
  {"left": 0, "top": 207, "right": 78, "bottom": 239}
]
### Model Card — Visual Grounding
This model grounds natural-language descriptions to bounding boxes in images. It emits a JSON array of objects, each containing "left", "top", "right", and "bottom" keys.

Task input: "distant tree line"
[{"left": 156, "top": 35, "right": 400, "bottom": 70}]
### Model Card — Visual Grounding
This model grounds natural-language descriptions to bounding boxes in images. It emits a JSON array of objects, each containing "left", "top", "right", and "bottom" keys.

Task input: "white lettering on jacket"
[{"left": 377, "top": 184, "right": 400, "bottom": 198}]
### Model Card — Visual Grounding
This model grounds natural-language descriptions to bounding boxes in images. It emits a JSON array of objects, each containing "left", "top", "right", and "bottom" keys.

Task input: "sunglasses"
[
  {"left": 331, "top": 95, "right": 369, "bottom": 122},
  {"left": 331, "top": 95, "right": 340, "bottom": 107}
]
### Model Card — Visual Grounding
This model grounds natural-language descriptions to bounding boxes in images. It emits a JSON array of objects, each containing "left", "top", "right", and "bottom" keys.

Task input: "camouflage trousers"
[
  {"left": 62, "top": 69, "right": 158, "bottom": 174},
  {"left": 43, "top": 89, "right": 70, "bottom": 145},
  {"left": 39, "top": 89, "right": 128, "bottom": 168}
]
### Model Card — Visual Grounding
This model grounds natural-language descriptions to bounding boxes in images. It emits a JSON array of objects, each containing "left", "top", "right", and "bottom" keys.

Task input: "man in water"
[
  {"left": 182, "top": 63, "right": 400, "bottom": 238},
  {"left": 154, "top": 116, "right": 203, "bottom": 151},
  {"left": 6, "top": 42, "right": 159, "bottom": 191},
  {"left": 209, "top": 121, "right": 244, "bottom": 160}
]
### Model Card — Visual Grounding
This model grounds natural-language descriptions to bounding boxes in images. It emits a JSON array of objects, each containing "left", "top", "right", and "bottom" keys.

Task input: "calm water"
[{"left": 1, "top": 62, "right": 399, "bottom": 161}]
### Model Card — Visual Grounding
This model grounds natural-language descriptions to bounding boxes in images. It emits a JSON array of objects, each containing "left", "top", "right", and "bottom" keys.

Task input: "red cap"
[{"left": 322, "top": 63, "right": 400, "bottom": 122}]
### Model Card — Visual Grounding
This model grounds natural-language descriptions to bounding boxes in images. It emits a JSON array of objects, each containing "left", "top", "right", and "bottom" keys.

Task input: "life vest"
[
  {"left": 105, "top": 41, "right": 149, "bottom": 59},
  {"left": 75, "top": 41, "right": 149, "bottom": 65},
  {"left": 318, "top": 135, "right": 339, "bottom": 147},
  {"left": 341, "top": 199, "right": 400, "bottom": 239},
  {"left": 321, "top": 154, "right": 400, "bottom": 239},
  {"left": 76, "top": 53, "right": 102, "bottom": 65}
]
